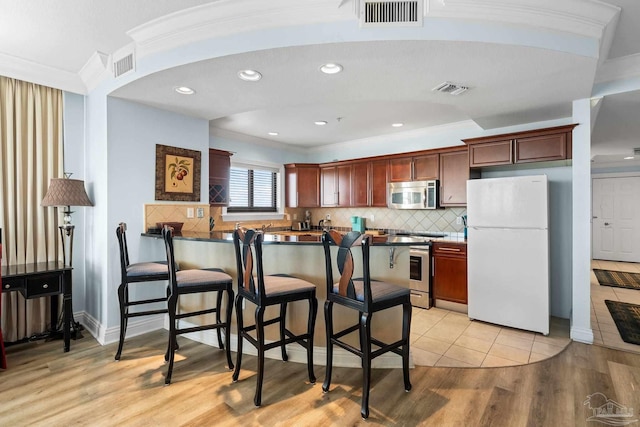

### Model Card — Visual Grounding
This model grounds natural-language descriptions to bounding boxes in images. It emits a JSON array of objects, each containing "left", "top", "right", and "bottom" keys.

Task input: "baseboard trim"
[
  {"left": 75, "top": 314, "right": 412, "bottom": 368},
  {"left": 570, "top": 326, "right": 594, "bottom": 344}
]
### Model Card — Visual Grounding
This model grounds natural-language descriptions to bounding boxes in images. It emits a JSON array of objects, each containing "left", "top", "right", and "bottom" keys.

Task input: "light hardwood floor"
[{"left": 2, "top": 331, "right": 640, "bottom": 426}]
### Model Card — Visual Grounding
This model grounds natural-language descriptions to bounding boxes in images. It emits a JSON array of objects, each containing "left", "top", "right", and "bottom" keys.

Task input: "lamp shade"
[{"left": 42, "top": 178, "right": 93, "bottom": 207}]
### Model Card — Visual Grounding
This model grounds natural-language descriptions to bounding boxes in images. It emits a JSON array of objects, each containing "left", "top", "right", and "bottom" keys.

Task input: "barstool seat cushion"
[
  {"left": 263, "top": 274, "right": 316, "bottom": 297},
  {"left": 332, "top": 279, "right": 410, "bottom": 303},
  {"left": 176, "top": 268, "right": 232, "bottom": 288},
  {"left": 126, "top": 261, "right": 169, "bottom": 278}
]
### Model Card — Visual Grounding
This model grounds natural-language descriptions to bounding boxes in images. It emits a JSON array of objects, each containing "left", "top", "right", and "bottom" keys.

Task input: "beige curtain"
[{"left": 0, "top": 76, "right": 63, "bottom": 341}]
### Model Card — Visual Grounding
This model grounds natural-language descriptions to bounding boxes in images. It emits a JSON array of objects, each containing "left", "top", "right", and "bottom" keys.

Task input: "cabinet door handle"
[
  {"left": 438, "top": 247, "right": 461, "bottom": 252},
  {"left": 296, "top": 192, "right": 299, "bottom": 206}
]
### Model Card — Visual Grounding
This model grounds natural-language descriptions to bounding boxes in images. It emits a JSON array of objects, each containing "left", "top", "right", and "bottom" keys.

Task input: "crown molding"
[
  {"left": 127, "top": 0, "right": 355, "bottom": 60},
  {"left": 78, "top": 51, "right": 110, "bottom": 93},
  {"left": 595, "top": 53, "right": 640, "bottom": 85},
  {"left": 426, "top": 0, "right": 620, "bottom": 41},
  {"left": 0, "top": 52, "right": 86, "bottom": 94}
]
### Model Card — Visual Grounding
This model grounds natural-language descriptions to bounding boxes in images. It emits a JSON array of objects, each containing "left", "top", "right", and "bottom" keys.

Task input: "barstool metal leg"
[
  {"left": 232, "top": 294, "right": 244, "bottom": 382},
  {"left": 279, "top": 302, "right": 288, "bottom": 361},
  {"left": 360, "top": 311, "right": 372, "bottom": 419},
  {"left": 254, "top": 305, "right": 266, "bottom": 407},
  {"left": 322, "top": 300, "right": 334, "bottom": 393}
]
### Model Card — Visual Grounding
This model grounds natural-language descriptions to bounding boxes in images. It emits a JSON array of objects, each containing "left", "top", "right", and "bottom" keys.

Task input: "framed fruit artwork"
[{"left": 155, "top": 144, "right": 201, "bottom": 201}]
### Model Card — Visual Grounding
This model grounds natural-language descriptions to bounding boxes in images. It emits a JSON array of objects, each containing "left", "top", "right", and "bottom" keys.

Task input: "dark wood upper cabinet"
[
  {"left": 321, "top": 164, "right": 352, "bottom": 207},
  {"left": 468, "top": 139, "right": 512, "bottom": 168},
  {"left": 389, "top": 154, "right": 439, "bottom": 182},
  {"left": 413, "top": 154, "right": 440, "bottom": 180},
  {"left": 439, "top": 149, "right": 472, "bottom": 207},
  {"left": 464, "top": 124, "right": 576, "bottom": 168},
  {"left": 352, "top": 162, "right": 370, "bottom": 207},
  {"left": 370, "top": 160, "right": 388, "bottom": 207},
  {"left": 515, "top": 133, "right": 567, "bottom": 163},
  {"left": 209, "top": 149, "right": 232, "bottom": 206},
  {"left": 285, "top": 164, "right": 319, "bottom": 208}
]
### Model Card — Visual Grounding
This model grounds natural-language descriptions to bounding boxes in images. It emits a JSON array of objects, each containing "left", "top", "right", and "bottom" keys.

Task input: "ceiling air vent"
[
  {"left": 113, "top": 52, "right": 135, "bottom": 78},
  {"left": 634, "top": 148, "right": 640, "bottom": 156},
  {"left": 432, "top": 81, "right": 469, "bottom": 96},
  {"left": 359, "top": 1, "right": 423, "bottom": 27}
]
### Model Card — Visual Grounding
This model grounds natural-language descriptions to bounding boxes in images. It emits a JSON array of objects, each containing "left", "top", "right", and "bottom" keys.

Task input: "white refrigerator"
[{"left": 466, "top": 175, "right": 550, "bottom": 335}]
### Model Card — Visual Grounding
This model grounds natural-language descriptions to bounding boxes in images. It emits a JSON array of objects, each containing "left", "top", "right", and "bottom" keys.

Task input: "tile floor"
[
  {"left": 410, "top": 307, "right": 571, "bottom": 368},
  {"left": 590, "top": 259, "right": 640, "bottom": 354}
]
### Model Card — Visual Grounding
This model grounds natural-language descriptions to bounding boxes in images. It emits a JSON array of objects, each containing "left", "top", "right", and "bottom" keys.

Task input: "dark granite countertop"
[{"left": 141, "top": 230, "right": 466, "bottom": 246}]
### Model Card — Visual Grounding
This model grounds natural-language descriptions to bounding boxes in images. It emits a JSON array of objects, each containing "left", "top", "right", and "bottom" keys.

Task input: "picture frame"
[{"left": 155, "top": 144, "right": 201, "bottom": 201}]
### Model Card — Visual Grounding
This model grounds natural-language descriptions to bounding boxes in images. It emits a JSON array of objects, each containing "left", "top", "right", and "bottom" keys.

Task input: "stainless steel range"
[{"left": 409, "top": 245, "right": 431, "bottom": 309}]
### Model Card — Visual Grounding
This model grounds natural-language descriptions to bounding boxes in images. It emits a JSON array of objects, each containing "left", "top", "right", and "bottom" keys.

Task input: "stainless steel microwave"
[{"left": 387, "top": 180, "right": 439, "bottom": 209}]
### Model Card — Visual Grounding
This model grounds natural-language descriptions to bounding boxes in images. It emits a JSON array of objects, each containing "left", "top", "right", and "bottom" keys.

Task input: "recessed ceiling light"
[
  {"left": 624, "top": 156, "right": 634, "bottom": 160},
  {"left": 174, "top": 86, "right": 195, "bottom": 95},
  {"left": 238, "top": 69, "right": 262, "bottom": 82},
  {"left": 392, "top": 123, "right": 404, "bottom": 127},
  {"left": 320, "top": 63, "right": 343, "bottom": 74},
  {"left": 314, "top": 121, "right": 328, "bottom": 126},
  {"left": 268, "top": 132, "right": 279, "bottom": 136}
]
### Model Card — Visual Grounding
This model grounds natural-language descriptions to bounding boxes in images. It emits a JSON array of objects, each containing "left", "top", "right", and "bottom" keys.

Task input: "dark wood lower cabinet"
[{"left": 432, "top": 242, "right": 467, "bottom": 305}]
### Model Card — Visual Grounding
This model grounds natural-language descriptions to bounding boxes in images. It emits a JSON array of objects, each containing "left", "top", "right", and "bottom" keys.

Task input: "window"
[{"left": 228, "top": 166, "right": 278, "bottom": 212}]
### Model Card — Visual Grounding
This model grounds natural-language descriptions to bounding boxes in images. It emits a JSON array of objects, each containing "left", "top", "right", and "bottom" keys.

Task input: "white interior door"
[{"left": 592, "top": 176, "right": 640, "bottom": 262}]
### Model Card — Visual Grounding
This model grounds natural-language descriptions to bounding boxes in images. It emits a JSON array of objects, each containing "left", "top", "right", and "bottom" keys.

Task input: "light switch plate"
[
  {"left": 187, "top": 208, "right": 194, "bottom": 218},
  {"left": 196, "top": 207, "right": 204, "bottom": 218}
]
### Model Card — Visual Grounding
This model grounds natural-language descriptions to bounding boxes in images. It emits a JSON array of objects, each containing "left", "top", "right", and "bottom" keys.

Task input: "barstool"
[
  {"left": 232, "top": 227, "right": 317, "bottom": 407},
  {"left": 321, "top": 230, "right": 412, "bottom": 419},
  {"left": 162, "top": 226, "right": 234, "bottom": 384},
  {"left": 115, "top": 222, "right": 169, "bottom": 360}
]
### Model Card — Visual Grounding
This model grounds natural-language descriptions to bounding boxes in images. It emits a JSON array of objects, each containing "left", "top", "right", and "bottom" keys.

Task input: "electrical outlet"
[
  {"left": 293, "top": 214, "right": 298, "bottom": 220},
  {"left": 326, "top": 214, "right": 331, "bottom": 220},
  {"left": 196, "top": 207, "right": 204, "bottom": 218},
  {"left": 456, "top": 216, "right": 462, "bottom": 225},
  {"left": 369, "top": 214, "right": 374, "bottom": 222},
  {"left": 187, "top": 208, "right": 194, "bottom": 218}
]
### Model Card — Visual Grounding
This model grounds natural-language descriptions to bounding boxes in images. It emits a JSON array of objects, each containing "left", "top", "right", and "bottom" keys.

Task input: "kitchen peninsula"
[{"left": 141, "top": 229, "right": 465, "bottom": 368}]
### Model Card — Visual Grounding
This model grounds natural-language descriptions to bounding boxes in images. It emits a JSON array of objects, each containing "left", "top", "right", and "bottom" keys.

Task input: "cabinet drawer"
[
  {"left": 433, "top": 242, "right": 467, "bottom": 256},
  {"left": 2, "top": 277, "right": 25, "bottom": 292},
  {"left": 25, "top": 274, "right": 61, "bottom": 297}
]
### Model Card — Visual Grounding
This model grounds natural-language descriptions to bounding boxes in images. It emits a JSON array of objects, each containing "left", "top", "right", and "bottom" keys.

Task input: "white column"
[{"left": 571, "top": 98, "right": 594, "bottom": 343}]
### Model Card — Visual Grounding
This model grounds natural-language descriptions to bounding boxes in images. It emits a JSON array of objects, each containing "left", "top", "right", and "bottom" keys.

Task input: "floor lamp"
[{"left": 41, "top": 173, "right": 93, "bottom": 334}]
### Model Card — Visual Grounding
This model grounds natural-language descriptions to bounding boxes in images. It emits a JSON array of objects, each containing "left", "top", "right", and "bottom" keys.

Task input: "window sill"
[{"left": 221, "top": 212, "right": 285, "bottom": 222}]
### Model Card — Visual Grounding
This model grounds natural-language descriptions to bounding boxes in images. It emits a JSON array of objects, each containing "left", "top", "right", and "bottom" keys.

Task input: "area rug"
[
  {"left": 605, "top": 300, "right": 640, "bottom": 345},
  {"left": 594, "top": 269, "right": 640, "bottom": 290}
]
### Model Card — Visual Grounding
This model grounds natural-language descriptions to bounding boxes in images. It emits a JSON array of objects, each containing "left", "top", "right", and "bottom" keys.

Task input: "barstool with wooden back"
[
  {"left": 232, "top": 227, "right": 318, "bottom": 407},
  {"left": 161, "top": 226, "right": 234, "bottom": 384},
  {"left": 115, "top": 222, "right": 170, "bottom": 361},
  {"left": 321, "top": 230, "right": 412, "bottom": 419}
]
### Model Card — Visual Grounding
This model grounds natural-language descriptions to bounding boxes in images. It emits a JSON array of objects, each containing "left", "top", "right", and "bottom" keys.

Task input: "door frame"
[{"left": 591, "top": 171, "right": 640, "bottom": 261}]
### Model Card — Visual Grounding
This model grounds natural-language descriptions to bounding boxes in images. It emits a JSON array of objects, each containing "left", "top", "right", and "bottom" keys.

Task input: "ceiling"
[{"left": 2, "top": 1, "right": 640, "bottom": 165}]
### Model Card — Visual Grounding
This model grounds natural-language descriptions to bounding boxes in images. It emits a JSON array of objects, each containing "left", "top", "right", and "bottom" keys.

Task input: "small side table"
[{"left": 1, "top": 262, "right": 73, "bottom": 357}]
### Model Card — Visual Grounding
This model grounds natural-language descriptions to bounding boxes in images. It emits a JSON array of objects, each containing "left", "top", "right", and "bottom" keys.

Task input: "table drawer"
[
  {"left": 2, "top": 277, "right": 25, "bottom": 292},
  {"left": 25, "top": 274, "right": 61, "bottom": 297}
]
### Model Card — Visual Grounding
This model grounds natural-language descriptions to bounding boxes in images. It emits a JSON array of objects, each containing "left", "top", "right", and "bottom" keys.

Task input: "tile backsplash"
[
  {"left": 147, "top": 204, "right": 466, "bottom": 234},
  {"left": 307, "top": 207, "right": 467, "bottom": 233},
  {"left": 145, "top": 204, "right": 211, "bottom": 232}
]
